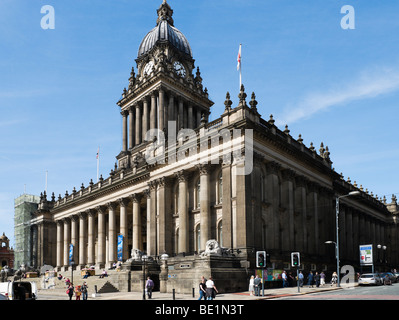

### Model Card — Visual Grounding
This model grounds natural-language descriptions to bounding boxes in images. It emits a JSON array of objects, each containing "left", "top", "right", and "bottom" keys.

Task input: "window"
[{"left": 218, "top": 171, "right": 223, "bottom": 203}]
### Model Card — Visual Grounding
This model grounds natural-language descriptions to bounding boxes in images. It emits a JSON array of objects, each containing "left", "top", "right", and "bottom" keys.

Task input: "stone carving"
[{"left": 200, "top": 239, "right": 231, "bottom": 257}]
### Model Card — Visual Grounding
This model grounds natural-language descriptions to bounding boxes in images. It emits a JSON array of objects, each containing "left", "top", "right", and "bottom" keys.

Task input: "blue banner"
[
  {"left": 69, "top": 244, "right": 74, "bottom": 265},
  {"left": 117, "top": 234, "right": 124, "bottom": 261}
]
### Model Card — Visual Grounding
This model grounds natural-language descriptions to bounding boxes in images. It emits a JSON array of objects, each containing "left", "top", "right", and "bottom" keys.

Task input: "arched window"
[
  {"left": 217, "top": 220, "right": 223, "bottom": 247},
  {"left": 196, "top": 179, "right": 201, "bottom": 209},
  {"left": 218, "top": 171, "right": 223, "bottom": 204}
]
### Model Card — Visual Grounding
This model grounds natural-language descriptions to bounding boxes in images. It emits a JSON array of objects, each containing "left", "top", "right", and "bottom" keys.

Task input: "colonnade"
[{"left": 121, "top": 87, "right": 206, "bottom": 150}]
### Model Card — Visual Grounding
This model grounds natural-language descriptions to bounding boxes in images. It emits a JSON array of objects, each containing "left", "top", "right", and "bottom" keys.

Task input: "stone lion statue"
[{"left": 200, "top": 239, "right": 222, "bottom": 257}]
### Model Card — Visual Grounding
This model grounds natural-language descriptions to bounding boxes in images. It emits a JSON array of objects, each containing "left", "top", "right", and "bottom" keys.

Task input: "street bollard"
[
  {"left": 172, "top": 288, "right": 175, "bottom": 300},
  {"left": 192, "top": 287, "right": 195, "bottom": 298}
]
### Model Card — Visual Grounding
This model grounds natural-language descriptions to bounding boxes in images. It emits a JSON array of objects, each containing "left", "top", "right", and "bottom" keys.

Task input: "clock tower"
[{"left": 117, "top": 0, "right": 214, "bottom": 168}]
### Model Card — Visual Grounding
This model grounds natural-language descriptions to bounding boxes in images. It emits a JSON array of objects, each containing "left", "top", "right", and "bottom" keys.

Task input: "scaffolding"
[{"left": 14, "top": 194, "right": 40, "bottom": 269}]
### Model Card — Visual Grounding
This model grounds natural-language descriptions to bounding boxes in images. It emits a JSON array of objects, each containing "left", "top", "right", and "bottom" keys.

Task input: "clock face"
[
  {"left": 173, "top": 61, "right": 186, "bottom": 77},
  {"left": 144, "top": 61, "right": 154, "bottom": 75}
]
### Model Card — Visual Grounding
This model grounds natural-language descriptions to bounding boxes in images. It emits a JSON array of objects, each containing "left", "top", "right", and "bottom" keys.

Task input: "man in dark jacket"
[{"left": 254, "top": 275, "right": 261, "bottom": 296}]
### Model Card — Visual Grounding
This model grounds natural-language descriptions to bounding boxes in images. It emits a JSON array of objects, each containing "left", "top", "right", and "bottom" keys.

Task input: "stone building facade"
[{"left": 29, "top": 1, "right": 398, "bottom": 293}]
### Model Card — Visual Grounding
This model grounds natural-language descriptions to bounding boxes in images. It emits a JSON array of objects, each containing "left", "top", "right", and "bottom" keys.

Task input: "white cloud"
[{"left": 277, "top": 66, "right": 399, "bottom": 126}]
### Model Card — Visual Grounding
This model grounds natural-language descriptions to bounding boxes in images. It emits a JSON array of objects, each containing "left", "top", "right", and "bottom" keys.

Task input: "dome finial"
[{"left": 157, "top": 0, "right": 174, "bottom": 26}]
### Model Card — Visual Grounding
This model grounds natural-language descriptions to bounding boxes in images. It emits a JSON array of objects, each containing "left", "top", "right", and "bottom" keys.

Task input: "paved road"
[{"left": 273, "top": 283, "right": 399, "bottom": 300}]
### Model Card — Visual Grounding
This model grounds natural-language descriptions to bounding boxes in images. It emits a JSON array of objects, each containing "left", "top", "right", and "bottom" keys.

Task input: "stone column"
[
  {"left": 129, "top": 106, "right": 135, "bottom": 149},
  {"left": 188, "top": 104, "right": 193, "bottom": 129},
  {"left": 157, "top": 177, "right": 172, "bottom": 254},
  {"left": 135, "top": 104, "right": 141, "bottom": 145},
  {"left": 197, "top": 109, "right": 202, "bottom": 127},
  {"left": 281, "top": 169, "right": 295, "bottom": 252},
  {"left": 131, "top": 193, "right": 142, "bottom": 251},
  {"left": 147, "top": 182, "right": 158, "bottom": 256},
  {"left": 121, "top": 110, "right": 128, "bottom": 152},
  {"left": 56, "top": 220, "right": 63, "bottom": 269},
  {"left": 142, "top": 98, "right": 149, "bottom": 141},
  {"left": 71, "top": 215, "right": 79, "bottom": 266},
  {"left": 96, "top": 206, "right": 106, "bottom": 268},
  {"left": 295, "top": 176, "right": 308, "bottom": 253},
  {"left": 159, "top": 88, "right": 165, "bottom": 131},
  {"left": 63, "top": 218, "right": 70, "bottom": 268},
  {"left": 222, "top": 163, "right": 232, "bottom": 249},
  {"left": 176, "top": 170, "right": 189, "bottom": 253},
  {"left": 169, "top": 94, "right": 174, "bottom": 122},
  {"left": 78, "top": 212, "right": 87, "bottom": 268},
  {"left": 178, "top": 98, "right": 184, "bottom": 130},
  {"left": 198, "top": 164, "right": 211, "bottom": 251},
  {"left": 107, "top": 202, "right": 117, "bottom": 266},
  {"left": 87, "top": 209, "right": 96, "bottom": 266},
  {"left": 118, "top": 198, "right": 129, "bottom": 261},
  {"left": 150, "top": 93, "right": 157, "bottom": 130},
  {"left": 265, "top": 161, "right": 281, "bottom": 250}
]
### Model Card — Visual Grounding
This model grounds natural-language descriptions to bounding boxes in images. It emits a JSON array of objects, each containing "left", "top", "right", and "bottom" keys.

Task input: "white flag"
[{"left": 237, "top": 44, "right": 242, "bottom": 71}]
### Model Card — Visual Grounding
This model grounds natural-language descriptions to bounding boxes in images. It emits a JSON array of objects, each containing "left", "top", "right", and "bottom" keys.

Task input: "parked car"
[
  {"left": 380, "top": 272, "right": 396, "bottom": 285},
  {"left": 393, "top": 272, "right": 399, "bottom": 282},
  {"left": 358, "top": 273, "right": 382, "bottom": 286}
]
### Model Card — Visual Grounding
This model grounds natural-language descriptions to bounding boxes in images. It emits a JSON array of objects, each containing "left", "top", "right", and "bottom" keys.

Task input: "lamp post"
[
  {"left": 327, "top": 191, "right": 360, "bottom": 287},
  {"left": 142, "top": 254, "right": 148, "bottom": 300}
]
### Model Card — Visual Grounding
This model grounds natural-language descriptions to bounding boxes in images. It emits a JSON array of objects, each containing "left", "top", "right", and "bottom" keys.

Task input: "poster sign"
[
  {"left": 117, "top": 234, "right": 124, "bottom": 261},
  {"left": 359, "top": 244, "right": 373, "bottom": 266}
]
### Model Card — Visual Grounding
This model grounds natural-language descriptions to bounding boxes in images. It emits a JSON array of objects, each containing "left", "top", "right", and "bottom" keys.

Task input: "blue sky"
[{"left": 1, "top": 0, "right": 399, "bottom": 247}]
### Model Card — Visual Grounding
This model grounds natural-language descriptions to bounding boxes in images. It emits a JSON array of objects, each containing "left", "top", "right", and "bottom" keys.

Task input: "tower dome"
[{"left": 137, "top": 0, "right": 192, "bottom": 58}]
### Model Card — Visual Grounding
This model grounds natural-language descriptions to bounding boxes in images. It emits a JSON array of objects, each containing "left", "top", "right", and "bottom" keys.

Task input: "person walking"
[
  {"left": 198, "top": 278, "right": 207, "bottom": 300},
  {"left": 320, "top": 272, "right": 326, "bottom": 286},
  {"left": 145, "top": 276, "right": 155, "bottom": 299},
  {"left": 298, "top": 271, "right": 304, "bottom": 287},
  {"left": 253, "top": 275, "right": 261, "bottom": 296},
  {"left": 75, "top": 286, "right": 81, "bottom": 300},
  {"left": 282, "top": 271, "right": 288, "bottom": 288},
  {"left": 331, "top": 272, "right": 338, "bottom": 286},
  {"left": 314, "top": 272, "right": 320, "bottom": 287},
  {"left": 249, "top": 275, "right": 255, "bottom": 296},
  {"left": 307, "top": 271, "right": 314, "bottom": 288},
  {"left": 205, "top": 276, "right": 218, "bottom": 300},
  {"left": 66, "top": 283, "right": 74, "bottom": 300},
  {"left": 81, "top": 282, "right": 88, "bottom": 300}
]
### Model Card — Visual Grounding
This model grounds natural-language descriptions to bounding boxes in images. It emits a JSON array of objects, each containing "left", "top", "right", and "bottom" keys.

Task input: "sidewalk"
[{"left": 38, "top": 283, "right": 352, "bottom": 300}]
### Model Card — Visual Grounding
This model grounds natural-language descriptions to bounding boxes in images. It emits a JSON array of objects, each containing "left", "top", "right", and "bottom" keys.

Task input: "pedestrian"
[
  {"left": 320, "top": 272, "right": 326, "bottom": 286},
  {"left": 205, "top": 276, "right": 218, "bottom": 300},
  {"left": 145, "top": 276, "right": 154, "bottom": 299},
  {"left": 198, "top": 278, "right": 207, "bottom": 300},
  {"left": 314, "top": 272, "right": 320, "bottom": 287},
  {"left": 307, "top": 271, "right": 314, "bottom": 288},
  {"left": 75, "top": 286, "right": 81, "bottom": 300},
  {"left": 66, "top": 283, "right": 74, "bottom": 300},
  {"left": 331, "top": 272, "right": 338, "bottom": 286},
  {"left": 248, "top": 275, "right": 255, "bottom": 296},
  {"left": 253, "top": 275, "right": 261, "bottom": 296},
  {"left": 282, "top": 271, "right": 288, "bottom": 288},
  {"left": 81, "top": 282, "right": 88, "bottom": 300},
  {"left": 298, "top": 271, "right": 304, "bottom": 287}
]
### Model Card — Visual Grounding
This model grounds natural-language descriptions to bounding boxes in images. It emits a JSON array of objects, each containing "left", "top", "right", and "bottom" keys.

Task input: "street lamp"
[{"left": 328, "top": 191, "right": 360, "bottom": 287}]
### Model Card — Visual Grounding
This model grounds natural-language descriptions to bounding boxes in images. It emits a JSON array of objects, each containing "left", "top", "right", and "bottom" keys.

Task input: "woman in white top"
[
  {"left": 249, "top": 275, "right": 255, "bottom": 296},
  {"left": 205, "top": 276, "right": 218, "bottom": 300}
]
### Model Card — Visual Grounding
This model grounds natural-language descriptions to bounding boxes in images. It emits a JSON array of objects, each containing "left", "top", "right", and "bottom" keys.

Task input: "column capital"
[
  {"left": 196, "top": 163, "right": 212, "bottom": 176},
  {"left": 118, "top": 197, "right": 129, "bottom": 207},
  {"left": 175, "top": 170, "right": 190, "bottom": 182},
  {"left": 130, "top": 193, "right": 142, "bottom": 203},
  {"left": 143, "top": 189, "right": 151, "bottom": 199},
  {"left": 121, "top": 109, "right": 129, "bottom": 117},
  {"left": 148, "top": 180, "right": 158, "bottom": 191},
  {"left": 86, "top": 208, "right": 97, "bottom": 218},
  {"left": 96, "top": 205, "right": 106, "bottom": 214},
  {"left": 157, "top": 176, "right": 173, "bottom": 188}
]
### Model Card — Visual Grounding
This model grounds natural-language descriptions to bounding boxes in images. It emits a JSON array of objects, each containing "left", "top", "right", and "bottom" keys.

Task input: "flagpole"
[
  {"left": 96, "top": 147, "right": 100, "bottom": 182},
  {"left": 237, "top": 43, "right": 242, "bottom": 89}
]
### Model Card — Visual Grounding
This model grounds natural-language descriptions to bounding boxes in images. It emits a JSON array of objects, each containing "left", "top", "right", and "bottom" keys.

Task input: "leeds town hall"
[{"left": 29, "top": 1, "right": 399, "bottom": 293}]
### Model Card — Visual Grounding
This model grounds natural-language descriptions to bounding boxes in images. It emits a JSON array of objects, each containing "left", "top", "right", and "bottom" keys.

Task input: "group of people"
[
  {"left": 248, "top": 270, "right": 339, "bottom": 294},
  {"left": 198, "top": 276, "right": 218, "bottom": 300},
  {"left": 66, "top": 281, "right": 89, "bottom": 300}
]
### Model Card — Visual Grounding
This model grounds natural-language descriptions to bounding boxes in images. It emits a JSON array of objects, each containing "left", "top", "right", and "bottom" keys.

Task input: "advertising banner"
[
  {"left": 117, "top": 234, "right": 124, "bottom": 261},
  {"left": 359, "top": 244, "right": 373, "bottom": 266},
  {"left": 69, "top": 244, "right": 74, "bottom": 265}
]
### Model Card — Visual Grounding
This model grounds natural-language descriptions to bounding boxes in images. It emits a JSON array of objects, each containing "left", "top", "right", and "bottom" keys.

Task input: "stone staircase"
[{"left": 18, "top": 269, "right": 122, "bottom": 294}]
